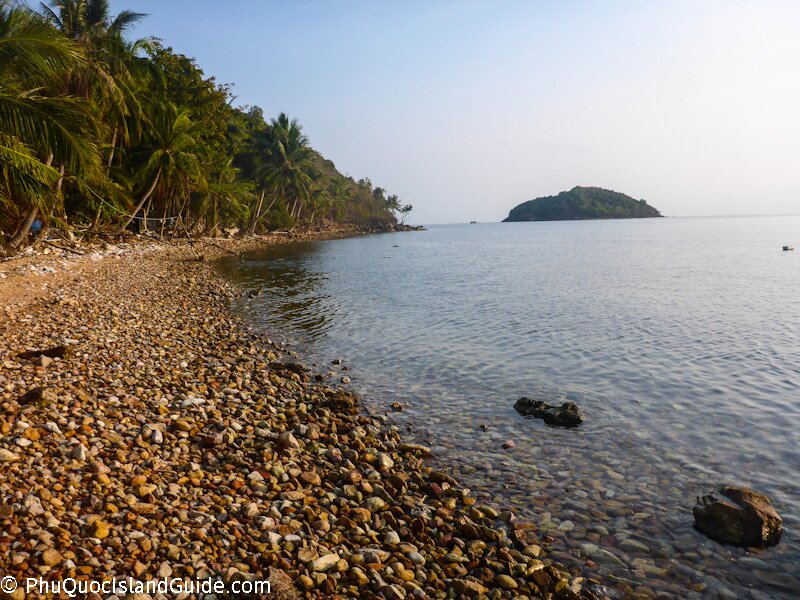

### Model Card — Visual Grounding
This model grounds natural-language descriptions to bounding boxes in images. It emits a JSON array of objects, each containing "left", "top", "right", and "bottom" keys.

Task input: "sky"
[{"left": 115, "top": 0, "right": 799, "bottom": 224}]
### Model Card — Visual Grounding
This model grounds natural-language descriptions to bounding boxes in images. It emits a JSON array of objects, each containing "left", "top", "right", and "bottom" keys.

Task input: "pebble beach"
[{"left": 0, "top": 235, "right": 605, "bottom": 599}]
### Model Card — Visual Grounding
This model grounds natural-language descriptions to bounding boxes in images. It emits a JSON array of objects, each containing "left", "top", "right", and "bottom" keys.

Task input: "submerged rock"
[
  {"left": 513, "top": 397, "right": 584, "bottom": 428},
  {"left": 693, "top": 486, "right": 782, "bottom": 547}
]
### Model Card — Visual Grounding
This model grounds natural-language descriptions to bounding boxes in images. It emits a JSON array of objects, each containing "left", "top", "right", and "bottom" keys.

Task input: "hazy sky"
[{"left": 118, "top": 0, "right": 799, "bottom": 224}]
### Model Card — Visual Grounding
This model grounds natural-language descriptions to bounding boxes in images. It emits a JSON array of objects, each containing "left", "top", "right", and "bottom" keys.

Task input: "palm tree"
[
  {"left": 41, "top": 1, "right": 155, "bottom": 174},
  {"left": 118, "top": 103, "right": 205, "bottom": 232},
  {"left": 0, "top": 2, "right": 98, "bottom": 247},
  {"left": 196, "top": 157, "right": 253, "bottom": 235},
  {"left": 250, "top": 113, "right": 317, "bottom": 231}
]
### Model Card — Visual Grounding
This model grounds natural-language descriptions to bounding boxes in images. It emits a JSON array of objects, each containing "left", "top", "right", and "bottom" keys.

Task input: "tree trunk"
[
  {"left": 250, "top": 187, "right": 267, "bottom": 234},
  {"left": 252, "top": 189, "right": 279, "bottom": 231},
  {"left": 9, "top": 207, "right": 38, "bottom": 248},
  {"left": 107, "top": 127, "right": 117, "bottom": 169},
  {"left": 118, "top": 168, "right": 161, "bottom": 232},
  {"left": 9, "top": 153, "right": 54, "bottom": 248}
]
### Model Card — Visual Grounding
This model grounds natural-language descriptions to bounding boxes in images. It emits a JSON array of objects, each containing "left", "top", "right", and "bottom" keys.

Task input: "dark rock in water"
[
  {"left": 323, "top": 389, "right": 360, "bottom": 414},
  {"left": 513, "top": 397, "right": 584, "bottom": 428},
  {"left": 693, "top": 486, "right": 782, "bottom": 547}
]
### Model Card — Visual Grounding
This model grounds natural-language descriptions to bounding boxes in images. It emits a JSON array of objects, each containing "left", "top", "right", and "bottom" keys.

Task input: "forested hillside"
[{"left": 0, "top": 1, "right": 410, "bottom": 252}]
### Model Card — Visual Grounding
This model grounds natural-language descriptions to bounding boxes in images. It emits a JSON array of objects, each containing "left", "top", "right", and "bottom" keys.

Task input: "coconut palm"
[
  {"left": 41, "top": 1, "right": 156, "bottom": 169},
  {"left": 250, "top": 113, "right": 317, "bottom": 231},
  {"left": 118, "top": 103, "right": 206, "bottom": 232},
  {"left": 0, "top": 2, "right": 98, "bottom": 246}
]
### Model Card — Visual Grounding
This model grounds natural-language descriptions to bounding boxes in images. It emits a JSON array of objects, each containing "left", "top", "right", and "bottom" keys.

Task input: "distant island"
[{"left": 503, "top": 186, "right": 662, "bottom": 222}]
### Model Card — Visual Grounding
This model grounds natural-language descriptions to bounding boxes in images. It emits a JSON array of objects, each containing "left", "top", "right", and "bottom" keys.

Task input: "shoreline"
[{"left": 0, "top": 234, "right": 604, "bottom": 599}]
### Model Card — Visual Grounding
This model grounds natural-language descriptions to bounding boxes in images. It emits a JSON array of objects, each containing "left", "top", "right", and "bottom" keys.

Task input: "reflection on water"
[{"left": 218, "top": 218, "right": 800, "bottom": 599}]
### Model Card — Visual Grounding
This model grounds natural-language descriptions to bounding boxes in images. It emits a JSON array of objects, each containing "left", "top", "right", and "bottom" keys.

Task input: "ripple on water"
[{"left": 221, "top": 218, "right": 800, "bottom": 599}]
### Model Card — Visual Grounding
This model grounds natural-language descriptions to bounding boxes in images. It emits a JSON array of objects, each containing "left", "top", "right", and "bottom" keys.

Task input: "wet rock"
[
  {"left": 513, "top": 397, "right": 584, "bottom": 427},
  {"left": 693, "top": 486, "right": 782, "bottom": 547}
]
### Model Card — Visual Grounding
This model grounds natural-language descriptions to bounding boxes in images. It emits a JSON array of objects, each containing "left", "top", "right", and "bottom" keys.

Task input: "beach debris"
[
  {"left": 693, "top": 485, "right": 782, "bottom": 547},
  {"left": 17, "top": 344, "right": 72, "bottom": 361},
  {"left": 513, "top": 397, "right": 584, "bottom": 427}
]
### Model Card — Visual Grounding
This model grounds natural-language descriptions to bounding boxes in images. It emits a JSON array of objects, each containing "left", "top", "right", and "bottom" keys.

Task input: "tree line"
[{"left": 0, "top": 0, "right": 411, "bottom": 251}]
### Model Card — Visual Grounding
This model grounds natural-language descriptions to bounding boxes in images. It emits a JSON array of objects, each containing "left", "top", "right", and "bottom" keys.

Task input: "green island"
[{"left": 503, "top": 186, "right": 663, "bottom": 222}]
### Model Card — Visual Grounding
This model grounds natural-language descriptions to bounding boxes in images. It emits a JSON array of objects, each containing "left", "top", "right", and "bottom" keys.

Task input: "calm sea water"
[{"left": 219, "top": 218, "right": 800, "bottom": 599}]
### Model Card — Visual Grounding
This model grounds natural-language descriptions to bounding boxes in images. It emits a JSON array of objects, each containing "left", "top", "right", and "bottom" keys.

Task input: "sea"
[{"left": 218, "top": 217, "right": 800, "bottom": 599}]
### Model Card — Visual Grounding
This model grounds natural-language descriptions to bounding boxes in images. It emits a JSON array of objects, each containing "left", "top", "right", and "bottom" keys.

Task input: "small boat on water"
[{"left": 783, "top": 245, "right": 794, "bottom": 251}]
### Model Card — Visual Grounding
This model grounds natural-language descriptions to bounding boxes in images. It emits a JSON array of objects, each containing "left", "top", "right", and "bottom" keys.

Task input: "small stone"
[
  {"left": 452, "top": 579, "right": 490, "bottom": 595},
  {"left": 310, "top": 552, "right": 340, "bottom": 572},
  {"left": 558, "top": 520, "right": 575, "bottom": 531},
  {"left": 502, "top": 440, "right": 515, "bottom": 449},
  {"left": 377, "top": 453, "right": 394, "bottom": 470},
  {"left": 382, "top": 584, "right": 405, "bottom": 600},
  {"left": 495, "top": 574, "right": 518, "bottom": 589},
  {"left": 349, "top": 566, "right": 369, "bottom": 586},
  {"left": 365, "top": 497, "right": 386, "bottom": 512},
  {"left": 384, "top": 530, "right": 400, "bottom": 545},
  {"left": 276, "top": 431, "right": 299, "bottom": 450},
  {"left": 0, "top": 449, "right": 20, "bottom": 462},
  {"left": 299, "top": 471, "right": 321, "bottom": 486},
  {"left": 91, "top": 520, "right": 111, "bottom": 539},
  {"left": 41, "top": 548, "right": 62, "bottom": 567},
  {"left": 241, "top": 502, "right": 259, "bottom": 520},
  {"left": 69, "top": 444, "right": 87, "bottom": 461},
  {"left": 21, "top": 494, "right": 45, "bottom": 516},
  {"left": 157, "top": 562, "right": 172, "bottom": 578}
]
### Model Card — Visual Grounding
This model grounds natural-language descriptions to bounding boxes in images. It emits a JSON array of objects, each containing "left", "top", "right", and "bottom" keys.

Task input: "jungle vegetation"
[{"left": 0, "top": 0, "right": 408, "bottom": 251}]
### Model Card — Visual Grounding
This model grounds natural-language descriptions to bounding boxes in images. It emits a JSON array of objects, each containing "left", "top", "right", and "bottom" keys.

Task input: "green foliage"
[
  {"left": 503, "top": 186, "right": 662, "bottom": 222},
  {"left": 0, "top": 1, "right": 401, "bottom": 249}
]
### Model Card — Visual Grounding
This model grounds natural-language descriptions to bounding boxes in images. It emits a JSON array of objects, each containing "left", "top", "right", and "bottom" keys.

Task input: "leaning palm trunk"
[
  {"left": 252, "top": 189, "right": 279, "bottom": 232},
  {"left": 249, "top": 188, "right": 267, "bottom": 234},
  {"left": 9, "top": 207, "right": 39, "bottom": 248},
  {"left": 107, "top": 128, "right": 117, "bottom": 169},
  {"left": 118, "top": 167, "right": 162, "bottom": 232},
  {"left": 9, "top": 154, "right": 54, "bottom": 248}
]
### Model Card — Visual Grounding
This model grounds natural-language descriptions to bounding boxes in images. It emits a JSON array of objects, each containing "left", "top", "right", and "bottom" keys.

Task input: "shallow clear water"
[{"left": 219, "top": 218, "right": 800, "bottom": 599}]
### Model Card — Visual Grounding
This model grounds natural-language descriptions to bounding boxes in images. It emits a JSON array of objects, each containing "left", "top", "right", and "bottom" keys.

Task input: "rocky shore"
[{"left": 0, "top": 234, "right": 603, "bottom": 599}]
